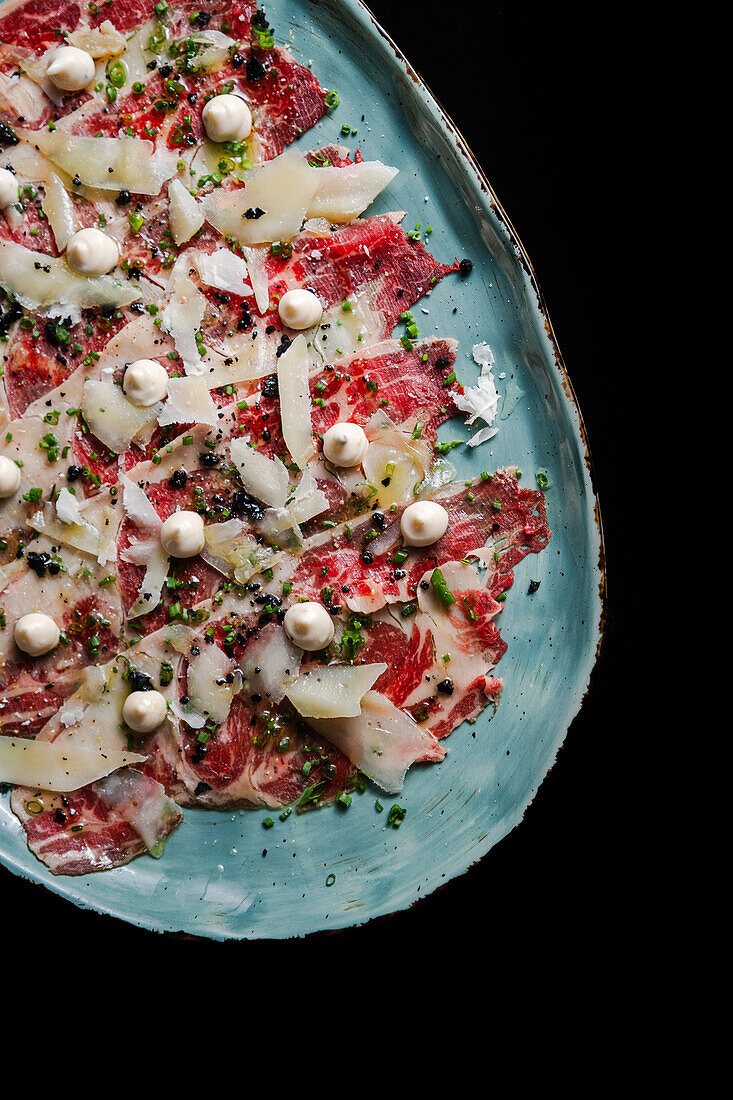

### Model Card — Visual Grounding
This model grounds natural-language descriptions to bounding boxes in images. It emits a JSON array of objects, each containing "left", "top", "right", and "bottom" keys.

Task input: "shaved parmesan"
[
  {"left": 55, "top": 486, "right": 85, "bottom": 526},
  {"left": 0, "top": 739, "right": 145, "bottom": 793},
  {"left": 0, "top": 239, "right": 146, "bottom": 320},
  {"left": 158, "top": 375, "right": 219, "bottom": 428},
  {"left": 304, "top": 690, "right": 445, "bottom": 792},
  {"left": 288, "top": 466, "right": 329, "bottom": 525},
  {"left": 201, "top": 519, "right": 281, "bottom": 585},
  {"left": 41, "top": 171, "right": 76, "bottom": 253},
  {"left": 307, "top": 161, "right": 398, "bottom": 222},
  {"left": 81, "top": 378, "right": 160, "bottom": 452},
  {"left": 160, "top": 257, "right": 207, "bottom": 373},
  {"left": 193, "top": 247, "right": 251, "bottom": 296},
  {"left": 18, "top": 128, "right": 176, "bottom": 196},
  {"left": 453, "top": 342, "right": 500, "bottom": 447},
  {"left": 66, "top": 19, "right": 126, "bottom": 57},
  {"left": 363, "top": 410, "right": 431, "bottom": 508},
  {"left": 122, "top": 539, "right": 168, "bottom": 618},
  {"left": 241, "top": 245, "right": 270, "bottom": 312},
  {"left": 168, "top": 178, "right": 205, "bottom": 245},
  {"left": 0, "top": 70, "right": 48, "bottom": 126},
  {"left": 277, "top": 334, "right": 314, "bottom": 469},
  {"left": 185, "top": 644, "right": 237, "bottom": 726},
  {"left": 203, "top": 150, "right": 318, "bottom": 244},
  {"left": 120, "top": 472, "right": 162, "bottom": 531},
  {"left": 30, "top": 498, "right": 120, "bottom": 564},
  {"left": 229, "top": 437, "right": 290, "bottom": 507},
  {"left": 239, "top": 624, "right": 301, "bottom": 704},
  {"left": 286, "top": 662, "right": 387, "bottom": 719}
]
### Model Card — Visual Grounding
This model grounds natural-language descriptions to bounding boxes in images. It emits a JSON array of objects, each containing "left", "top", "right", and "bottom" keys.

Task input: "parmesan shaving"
[
  {"left": 17, "top": 129, "right": 177, "bottom": 196},
  {"left": 193, "top": 247, "right": 252, "bottom": 296},
  {"left": 185, "top": 644, "right": 237, "bottom": 726},
  {"left": 240, "top": 245, "right": 270, "bottom": 312},
  {"left": 304, "top": 690, "right": 445, "bottom": 792},
  {"left": 41, "top": 171, "right": 77, "bottom": 253},
  {"left": 168, "top": 178, "right": 205, "bottom": 245},
  {"left": 123, "top": 540, "right": 169, "bottom": 619},
  {"left": 286, "top": 663, "right": 387, "bottom": 719},
  {"left": 239, "top": 624, "right": 301, "bottom": 704},
  {"left": 55, "top": 486, "right": 85, "bottom": 526},
  {"left": 307, "top": 161, "right": 398, "bottom": 221},
  {"left": 0, "top": 739, "right": 145, "bottom": 793},
  {"left": 30, "top": 498, "right": 120, "bottom": 565},
  {"left": 120, "top": 472, "right": 162, "bottom": 531},
  {"left": 158, "top": 375, "right": 219, "bottom": 428},
  {"left": 81, "top": 378, "right": 161, "bottom": 452},
  {"left": 277, "top": 334, "right": 314, "bottom": 469},
  {"left": 160, "top": 256, "right": 207, "bottom": 374},
  {"left": 203, "top": 149, "right": 319, "bottom": 244},
  {"left": 0, "top": 239, "right": 147, "bottom": 320},
  {"left": 453, "top": 342, "right": 501, "bottom": 447},
  {"left": 229, "top": 437, "right": 290, "bottom": 507}
]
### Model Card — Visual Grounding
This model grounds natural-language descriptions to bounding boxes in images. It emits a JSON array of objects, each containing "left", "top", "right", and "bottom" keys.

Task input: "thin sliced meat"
[
  {"left": 290, "top": 467, "right": 550, "bottom": 614},
  {"left": 10, "top": 770, "right": 181, "bottom": 875}
]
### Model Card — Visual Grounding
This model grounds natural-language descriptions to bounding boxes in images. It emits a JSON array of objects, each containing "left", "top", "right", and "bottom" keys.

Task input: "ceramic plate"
[{"left": 0, "top": 0, "right": 604, "bottom": 939}]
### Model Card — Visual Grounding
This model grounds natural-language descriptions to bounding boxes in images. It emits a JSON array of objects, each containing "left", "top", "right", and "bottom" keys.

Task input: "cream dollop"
[
  {"left": 123, "top": 359, "right": 168, "bottom": 407},
  {"left": 13, "top": 613, "right": 60, "bottom": 657},
  {"left": 46, "top": 46, "right": 96, "bottom": 92},
  {"left": 322, "top": 421, "right": 369, "bottom": 467},
  {"left": 66, "top": 227, "right": 119, "bottom": 277},
  {"left": 0, "top": 168, "right": 19, "bottom": 209},
  {"left": 202, "top": 94, "right": 253, "bottom": 143},
  {"left": 283, "top": 602, "right": 335, "bottom": 652},
  {"left": 159, "top": 510, "right": 206, "bottom": 558},
  {"left": 400, "top": 500, "right": 449, "bottom": 546},
  {"left": 0, "top": 455, "right": 21, "bottom": 499},
  {"left": 278, "top": 288, "right": 323, "bottom": 330},
  {"left": 122, "top": 690, "right": 168, "bottom": 733}
]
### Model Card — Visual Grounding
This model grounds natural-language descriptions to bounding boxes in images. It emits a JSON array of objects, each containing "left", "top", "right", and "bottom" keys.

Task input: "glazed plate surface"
[{"left": 0, "top": 0, "right": 604, "bottom": 939}]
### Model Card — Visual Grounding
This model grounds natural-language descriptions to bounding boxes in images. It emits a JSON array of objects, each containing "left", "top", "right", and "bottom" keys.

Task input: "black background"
[{"left": 1, "top": 2, "right": 640, "bottom": 982}]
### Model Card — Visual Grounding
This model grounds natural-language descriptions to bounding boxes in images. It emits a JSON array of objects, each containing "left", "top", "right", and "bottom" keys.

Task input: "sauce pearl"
[
  {"left": 0, "top": 455, "right": 21, "bottom": 499},
  {"left": 0, "top": 168, "right": 19, "bottom": 209},
  {"left": 123, "top": 359, "right": 168, "bottom": 407},
  {"left": 160, "top": 510, "right": 206, "bottom": 558},
  {"left": 283, "top": 602, "right": 335, "bottom": 652},
  {"left": 322, "top": 422, "right": 369, "bottom": 467},
  {"left": 202, "top": 94, "right": 253, "bottom": 143},
  {"left": 66, "top": 228, "right": 119, "bottom": 277},
  {"left": 400, "top": 500, "right": 449, "bottom": 547},
  {"left": 278, "top": 288, "right": 323, "bottom": 330},
  {"left": 122, "top": 690, "right": 168, "bottom": 734},
  {"left": 13, "top": 613, "right": 60, "bottom": 657},
  {"left": 46, "top": 46, "right": 96, "bottom": 92}
]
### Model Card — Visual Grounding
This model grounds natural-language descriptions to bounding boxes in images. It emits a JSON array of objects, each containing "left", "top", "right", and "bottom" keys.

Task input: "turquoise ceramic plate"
[{"left": 0, "top": 0, "right": 604, "bottom": 939}]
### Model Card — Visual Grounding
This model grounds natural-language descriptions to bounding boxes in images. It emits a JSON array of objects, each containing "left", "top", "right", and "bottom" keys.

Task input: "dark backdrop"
[{"left": 1, "top": 2, "right": 636, "bottom": 978}]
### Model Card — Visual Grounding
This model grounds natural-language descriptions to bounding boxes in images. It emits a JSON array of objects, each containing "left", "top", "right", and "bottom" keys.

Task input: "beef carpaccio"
[{"left": 0, "top": 0, "right": 550, "bottom": 876}]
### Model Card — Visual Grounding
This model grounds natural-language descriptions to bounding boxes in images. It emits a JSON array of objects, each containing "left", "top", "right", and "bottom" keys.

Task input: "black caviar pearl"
[{"left": 169, "top": 468, "right": 187, "bottom": 490}]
